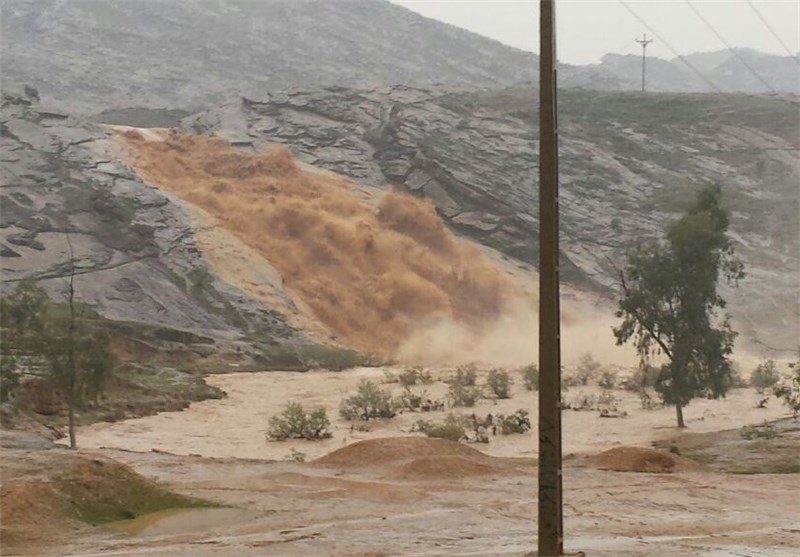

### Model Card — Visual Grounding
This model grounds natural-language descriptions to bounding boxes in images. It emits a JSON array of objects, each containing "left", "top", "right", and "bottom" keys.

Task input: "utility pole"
[
  {"left": 635, "top": 33, "right": 654, "bottom": 92},
  {"left": 538, "top": 1, "right": 563, "bottom": 556}
]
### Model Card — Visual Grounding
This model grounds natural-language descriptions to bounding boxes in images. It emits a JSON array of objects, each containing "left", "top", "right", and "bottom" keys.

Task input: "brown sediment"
[{"left": 117, "top": 130, "right": 521, "bottom": 357}]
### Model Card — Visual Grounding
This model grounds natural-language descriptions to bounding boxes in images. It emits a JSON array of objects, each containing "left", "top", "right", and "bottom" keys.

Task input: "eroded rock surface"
[
  {"left": 185, "top": 85, "right": 800, "bottom": 349},
  {"left": 1, "top": 91, "right": 304, "bottom": 346}
]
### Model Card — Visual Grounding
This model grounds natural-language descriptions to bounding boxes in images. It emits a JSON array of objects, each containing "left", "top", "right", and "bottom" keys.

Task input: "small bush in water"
[
  {"left": 339, "top": 379, "right": 396, "bottom": 420},
  {"left": 486, "top": 369, "right": 513, "bottom": 399},
  {"left": 266, "top": 402, "right": 332, "bottom": 441}
]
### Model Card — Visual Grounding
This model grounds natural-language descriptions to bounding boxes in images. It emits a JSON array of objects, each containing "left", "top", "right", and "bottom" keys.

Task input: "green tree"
[
  {"left": 613, "top": 184, "right": 744, "bottom": 427},
  {"left": 0, "top": 274, "right": 114, "bottom": 447},
  {"left": 750, "top": 360, "right": 780, "bottom": 393}
]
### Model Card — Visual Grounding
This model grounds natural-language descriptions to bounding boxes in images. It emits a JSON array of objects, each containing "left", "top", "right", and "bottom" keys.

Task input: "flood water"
[{"left": 105, "top": 507, "right": 262, "bottom": 537}]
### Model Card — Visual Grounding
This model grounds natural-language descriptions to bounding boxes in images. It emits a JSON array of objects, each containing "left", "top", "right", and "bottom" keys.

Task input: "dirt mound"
[
  {"left": 587, "top": 446, "right": 703, "bottom": 473},
  {"left": 1, "top": 450, "right": 207, "bottom": 551},
  {"left": 395, "top": 455, "right": 501, "bottom": 479},
  {"left": 315, "top": 437, "right": 526, "bottom": 480},
  {"left": 313, "top": 436, "right": 494, "bottom": 468},
  {"left": 118, "top": 131, "right": 523, "bottom": 357}
]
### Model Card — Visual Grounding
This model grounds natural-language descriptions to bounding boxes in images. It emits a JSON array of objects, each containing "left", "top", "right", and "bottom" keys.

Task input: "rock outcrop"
[{"left": 1, "top": 90, "right": 304, "bottom": 347}]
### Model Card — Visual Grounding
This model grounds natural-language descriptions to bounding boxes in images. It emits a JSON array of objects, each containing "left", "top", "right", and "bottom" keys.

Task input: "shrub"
[
  {"left": 0, "top": 356, "right": 20, "bottom": 402},
  {"left": 448, "top": 364, "right": 477, "bottom": 386},
  {"left": 574, "top": 352, "right": 602, "bottom": 385},
  {"left": 486, "top": 369, "right": 512, "bottom": 399},
  {"left": 266, "top": 402, "right": 332, "bottom": 441},
  {"left": 496, "top": 410, "right": 531, "bottom": 434},
  {"left": 414, "top": 414, "right": 466, "bottom": 442},
  {"left": 565, "top": 391, "right": 596, "bottom": 411},
  {"left": 447, "top": 382, "right": 482, "bottom": 407},
  {"left": 773, "top": 361, "right": 800, "bottom": 418},
  {"left": 597, "top": 369, "right": 618, "bottom": 390},
  {"left": 597, "top": 390, "right": 626, "bottom": 418},
  {"left": 283, "top": 448, "right": 307, "bottom": 462},
  {"left": 397, "top": 386, "right": 425, "bottom": 411},
  {"left": 339, "top": 379, "right": 396, "bottom": 420},
  {"left": 740, "top": 422, "right": 777, "bottom": 440},
  {"left": 621, "top": 364, "right": 660, "bottom": 392},
  {"left": 729, "top": 364, "right": 749, "bottom": 388},
  {"left": 751, "top": 360, "right": 780, "bottom": 393},
  {"left": 520, "top": 364, "right": 539, "bottom": 391},
  {"left": 397, "top": 366, "right": 434, "bottom": 387},
  {"left": 398, "top": 367, "right": 420, "bottom": 386},
  {"left": 640, "top": 390, "right": 663, "bottom": 410}
]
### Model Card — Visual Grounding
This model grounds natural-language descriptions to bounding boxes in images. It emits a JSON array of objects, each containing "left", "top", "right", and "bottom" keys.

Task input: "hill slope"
[
  {"left": 1, "top": 0, "right": 536, "bottom": 114},
  {"left": 185, "top": 85, "right": 800, "bottom": 351}
]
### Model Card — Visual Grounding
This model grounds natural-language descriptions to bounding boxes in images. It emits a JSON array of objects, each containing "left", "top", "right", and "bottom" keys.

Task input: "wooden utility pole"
[
  {"left": 538, "top": 1, "right": 563, "bottom": 556},
  {"left": 635, "top": 33, "right": 653, "bottom": 92}
]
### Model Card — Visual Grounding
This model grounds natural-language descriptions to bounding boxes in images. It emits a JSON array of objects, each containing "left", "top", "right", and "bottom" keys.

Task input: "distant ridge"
[{"left": 3, "top": 0, "right": 797, "bottom": 116}]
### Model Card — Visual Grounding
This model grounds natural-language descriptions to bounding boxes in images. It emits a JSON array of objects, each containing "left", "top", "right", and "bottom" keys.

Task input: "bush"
[
  {"left": 397, "top": 366, "right": 434, "bottom": 387},
  {"left": 773, "top": 361, "right": 800, "bottom": 418},
  {"left": 447, "top": 382, "right": 482, "bottom": 407},
  {"left": 751, "top": 360, "right": 780, "bottom": 393},
  {"left": 448, "top": 364, "right": 477, "bottom": 387},
  {"left": 486, "top": 369, "right": 512, "bottom": 399},
  {"left": 396, "top": 386, "right": 425, "bottom": 411},
  {"left": 565, "top": 391, "right": 596, "bottom": 411},
  {"left": 740, "top": 422, "right": 777, "bottom": 440},
  {"left": 520, "top": 364, "right": 539, "bottom": 391},
  {"left": 0, "top": 356, "right": 20, "bottom": 402},
  {"left": 339, "top": 379, "right": 396, "bottom": 420},
  {"left": 414, "top": 414, "right": 466, "bottom": 442},
  {"left": 621, "top": 364, "right": 660, "bottom": 392},
  {"left": 496, "top": 410, "right": 531, "bottom": 434},
  {"left": 283, "top": 448, "right": 307, "bottom": 462},
  {"left": 597, "top": 369, "right": 618, "bottom": 390},
  {"left": 597, "top": 390, "right": 626, "bottom": 418},
  {"left": 266, "top": 402, "right": 332, "bottom": 441},
  {"left": 729, "top": 364, "right": 749, "bottom": 388},
  {"left": 574, "top": 352, "right": 602, "bottom": 385}
]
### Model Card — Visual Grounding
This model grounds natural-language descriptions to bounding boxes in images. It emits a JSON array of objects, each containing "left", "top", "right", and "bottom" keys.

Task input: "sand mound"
[
  {"left": 314, "top": 436, "right": 493, "bottom": 468},
  {"left": 313, "top": 437, "right": 521, "bottom": 480},
  {"left": 587, "top": 446, "right": 703, "bottom": 473},
  {"left": 1, "top": 451, "right": 205, "bottom": 550},
  {"left": 395, "top": 455, "right": 500, "bottom": 479},
  {"left": 117, "top": 131, "right": 525, "bottom": 356}
]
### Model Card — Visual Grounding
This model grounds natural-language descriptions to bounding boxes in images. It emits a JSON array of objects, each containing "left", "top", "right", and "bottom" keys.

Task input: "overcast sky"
[{"left": 390, "top": 1, "right": 800, "bottom": 65}]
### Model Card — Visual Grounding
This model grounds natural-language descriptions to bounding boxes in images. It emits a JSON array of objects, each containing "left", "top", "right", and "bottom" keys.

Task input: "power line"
[
  {"left": 684, "top": 0, "right": 778, "bottom": 94},
  {"left": 618, "top": 0, "right": 722, "bottom": 93},
  {"left": 746, "top": 0, "right": 800, "bottom": 64}
]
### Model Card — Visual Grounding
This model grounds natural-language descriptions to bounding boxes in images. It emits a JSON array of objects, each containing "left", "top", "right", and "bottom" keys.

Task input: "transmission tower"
[{"left": 635, "top": 33, "right": 654, "bottom": 92}]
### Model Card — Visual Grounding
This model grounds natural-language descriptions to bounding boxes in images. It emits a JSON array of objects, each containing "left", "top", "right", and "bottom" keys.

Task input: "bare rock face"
[
  {"left": 185, "top": 85, "right": 800, "bottom": 350},
  {"left": 1, "top": 90, "right": 304, "bottom": 346}
]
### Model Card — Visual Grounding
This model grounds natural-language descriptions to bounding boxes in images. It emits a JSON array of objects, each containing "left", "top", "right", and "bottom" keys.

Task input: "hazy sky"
[{"left": 390, "top": 1, "right": 800, "bottom": 65}]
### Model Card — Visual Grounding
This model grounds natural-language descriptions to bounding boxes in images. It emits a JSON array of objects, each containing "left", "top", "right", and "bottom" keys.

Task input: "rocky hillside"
[
  {"left": 183, "top": 85, "right": 800, "bottom": 350},
  {"left": 0, "top": 0, "right": 535, "bottom": 115},
  {"left": 1, "top": 90, "right": 306, "bottom": 356}
]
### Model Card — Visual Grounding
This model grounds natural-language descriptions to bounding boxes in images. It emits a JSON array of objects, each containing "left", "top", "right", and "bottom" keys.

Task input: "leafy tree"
[
  {"left": 1, "top": 274, "right": 114, "bottom": 447},
  {"left": 750, "top": 360, "right": 780, "bottom": 393},
  {"left": 773, "top": 357, "right": 800, "bottom": 418},
  {"left": 613, "top": 184, "right": 744, "bottom": 427}
]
